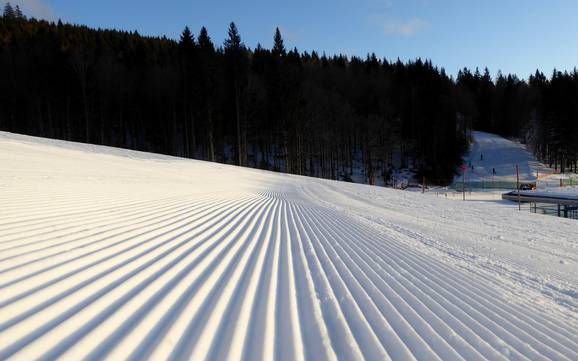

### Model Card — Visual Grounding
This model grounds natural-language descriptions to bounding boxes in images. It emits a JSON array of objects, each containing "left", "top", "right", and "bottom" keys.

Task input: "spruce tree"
[
  {"left": 197, "top": 26, "right": 216, "bottom": 161},
  {"left": 178, "top": 26, "right": 197, "bottom": 157},
  {"left": 224, "top": 22, "right": 247, "bottom": 166},
  {"left": 14, "top": 4, "right": 23, "bottom": 19},
  {"left": 197, "top": 26, "right": 214, "bottom": 52},
  {"left": 224, "top": 22, "right": 242, "bottom": 51},
  {"left": 3, "top": 2, "right": 15, "bottom": 19},
  {"left": 272, "top": 27, "right": 286, "bottom": 56},
  {"left": 179, "top": 26, "right": 195, "bottom": 50}
]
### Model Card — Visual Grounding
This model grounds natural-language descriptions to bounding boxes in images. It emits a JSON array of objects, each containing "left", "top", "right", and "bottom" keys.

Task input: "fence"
[
  {"left": 453, "top": 174, "right": 578, "bottom": 191},
  {"left": 531, "top": 203, "right": 578, "bottom": 220},
  {"left": 453, "top": 180, "right": 527, "bottom": 191},
  {"left": 561, "top": 176, "right": 578, "bottom": 187}
]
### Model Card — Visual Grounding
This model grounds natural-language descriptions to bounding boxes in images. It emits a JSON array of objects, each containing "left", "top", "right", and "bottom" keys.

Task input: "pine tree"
[
  {"left": 224, "top": 22, "right": 247, "bottom": 166},
  {"left": 178, "top": 26, "right": 197, "bottom": 157},
  {"left": 3, "top": 2, "right": 15, "bottom": 19},
  {"left": 197, "top": 26, "right": 214, "bottom": 52},
  {"left": 14, "top": 4, "right": 23, "bottom": 19},
  {"left": 224, "top": 22, "right": 241, "bottom": 51},
  {"left": 179, "top": 26, "right": 195, "bottom": 50},
  {"left": 272, "top": 27, "right": 286, "bottom": 56},
  {"left": 197, "top": 26, "right": 216, "bottom": 162}
]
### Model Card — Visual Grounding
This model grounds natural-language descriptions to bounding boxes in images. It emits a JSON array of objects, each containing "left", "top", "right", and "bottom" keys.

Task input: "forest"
[
  {"left": 0, "top": 3, "right": 576, "bottom": 186},
  {"left": 456, "top": 67, "right": 578, "bottom": 173}
]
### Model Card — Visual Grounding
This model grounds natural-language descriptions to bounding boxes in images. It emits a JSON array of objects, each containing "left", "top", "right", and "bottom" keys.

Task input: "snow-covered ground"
[
  {"left": 454, "top": 131, "right": 578, "bottom": 199},
  {"left": 530, "top": 187, "right": 578, "bottom": 197},
  {"left": 1, "top": 131, "right": 577, "bottom": 361},
  {"left": 459, "top": 131, "right": 552, "bottom": 184}
]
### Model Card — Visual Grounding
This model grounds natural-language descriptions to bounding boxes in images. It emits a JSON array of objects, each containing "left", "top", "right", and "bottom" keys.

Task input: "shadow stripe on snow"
[
  {"left": 302, "top": 204, "right": 505, "bottom": 361},
  {"left": 0, "top": 196, "right": 256, "bottom": 327},
  {"left": 166, "top": 196, "right": 282, "bottom": 361},
  {"left": 105, "top": 196, "right": 274, "bottom": 361},
  {"left": 313, "top": 205, "right": 578, "bottom": 361},
  {"left": 0, "top": 196, "right": 239, "bottom": 294},
  {"left": 0, "top": 195, "right": 264, "bottom": 360},
  {"left": 0, "top": 197, "right": 198, "bottom": 262},
  {"left": 37, "top": 196, "right": 275, "bottom": 361}
]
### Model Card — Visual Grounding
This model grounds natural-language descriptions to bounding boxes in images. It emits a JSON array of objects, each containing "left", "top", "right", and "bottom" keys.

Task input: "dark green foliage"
[
  {"left": 458, "top": 66, "right": 578, "bottom": 173},
  {"left": 224, "top": 22, "right": 241, "bottom": 51},
  {"left": 3, "top": 2, "right": 14, "bottom": 19},
  {"left": 14, "top": 4, "right": 22, "bottom": 19},
  {"left": 0, "top": 12, "right": 474, "bottom": 185},
  {"left": 272, "top": 27, "right": 285, "bottom": 57},
  {"left": 179, "top": 26, "right": 195, "bottom": 50},
  {"left": 197, "top": 27, "right": 213, "bottom": 52}
]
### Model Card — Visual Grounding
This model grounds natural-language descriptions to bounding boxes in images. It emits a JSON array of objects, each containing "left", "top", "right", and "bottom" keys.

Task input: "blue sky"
[{"left": 10, "top": 0, "right": 578, "bottom": 79}]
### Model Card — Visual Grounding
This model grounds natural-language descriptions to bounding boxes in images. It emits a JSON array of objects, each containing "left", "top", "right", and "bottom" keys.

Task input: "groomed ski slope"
[
  {"left": 460, "top": 131, "right": 552, "bottom": 183},
  {"left": 1, "top": 132, "right": 577, "bottom": 361}
]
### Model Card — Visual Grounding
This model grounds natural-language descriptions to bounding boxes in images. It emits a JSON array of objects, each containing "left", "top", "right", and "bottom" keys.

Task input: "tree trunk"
[
  {"left": 190, "top": 107, "right": 197, "bottom": 158},
  {"left": 208, "top": 106, "right": 215, "bottom": 162},
  {"left": 82, "top": 82, "right": 89, "bottom": 142},
  {"left": 99, "top": 97, "right": 105, "bottom": 144},
  {"left": 66, "top": 95, "right": 71, "bottom": 140},
  {"left": 235, "top": 84, "right": 243, "bottom": 166}
]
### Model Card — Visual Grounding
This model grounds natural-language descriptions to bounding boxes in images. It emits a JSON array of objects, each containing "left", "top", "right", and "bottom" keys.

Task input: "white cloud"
[
  {"left": 8, "top": 0, "right": 55, "bottom": 20},
  {"left": 371, "top": 16, "right": 429, "bottom": 37}
]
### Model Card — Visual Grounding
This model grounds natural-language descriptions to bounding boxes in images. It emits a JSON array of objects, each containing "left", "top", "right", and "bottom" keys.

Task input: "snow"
[
  {"left": 460, "top": 131, "right": 552, "bottom": 183},
  {"left": 537, "top": 188, "right": 578, "bottom": 197},
  {"left": 1, "top": 131, "right": 577, "bottom": 361},
  {"left": 518, "top": 189, "right": 578, "bottom": 201},
  {"left": 454, "top": 131, "right": 578, "bottom": 199}
]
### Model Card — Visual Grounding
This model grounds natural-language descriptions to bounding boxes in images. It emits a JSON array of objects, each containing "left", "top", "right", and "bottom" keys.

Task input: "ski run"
[
  {"left": 0, "top": 131, "right": 577, "bottom": 361},
  {"left": 460, "top": 131, "right": 552, "bottom": 183}
]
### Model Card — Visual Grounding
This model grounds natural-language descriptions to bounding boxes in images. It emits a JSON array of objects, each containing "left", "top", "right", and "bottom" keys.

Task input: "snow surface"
[
  {"left": 455, "top": 131, "right": 578, "bottom": 195},
  {"left": 460, "top": 131, "right": 552, "bottom": 183},
  {"left": 530, "top": 187, "right": 578, "bottom": 197},
  {"left": 1, "top": 131, "right": 577, "bottom": 361}
]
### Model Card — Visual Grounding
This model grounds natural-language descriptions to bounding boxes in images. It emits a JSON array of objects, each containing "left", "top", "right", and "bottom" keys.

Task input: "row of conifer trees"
[{"left": 2, "top": 4, "right": 575, "bottom": 184}]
